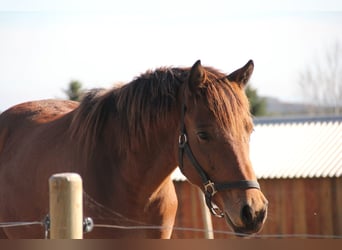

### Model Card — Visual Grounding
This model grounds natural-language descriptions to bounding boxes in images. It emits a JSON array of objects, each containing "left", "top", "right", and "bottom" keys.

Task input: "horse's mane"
[
  {"left": 69, "top": 65, "right": 252, "bottom": 157},
  {"left": 69, "top": 67, "right": 186, "bottom": 155}
]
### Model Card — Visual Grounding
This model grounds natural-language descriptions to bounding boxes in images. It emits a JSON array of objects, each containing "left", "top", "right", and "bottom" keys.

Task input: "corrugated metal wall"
[{"left": 171, "top": 177, "right": 342, "bottom": 239}]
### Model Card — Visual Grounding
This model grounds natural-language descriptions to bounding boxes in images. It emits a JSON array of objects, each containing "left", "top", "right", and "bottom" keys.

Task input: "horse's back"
[
  {"left": 1, "top": 98, "right": 77, "bottom": 137},
  {"left": 0, "top": 98, "right": 79, "bottom": 179},
  {"left": 0, "top": 99, "right": 78, "bottom": 126},
  {"left": 0, "top": 99, "right": 78, "bottom": 162}
]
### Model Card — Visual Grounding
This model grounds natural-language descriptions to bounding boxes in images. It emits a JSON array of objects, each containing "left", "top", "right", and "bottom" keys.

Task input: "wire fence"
[
  {"left": 1, "top": 220, "right": 342, "bottom": 239},
  {"left": 1, "top": 175, "right": 341, "bottom": 239}
]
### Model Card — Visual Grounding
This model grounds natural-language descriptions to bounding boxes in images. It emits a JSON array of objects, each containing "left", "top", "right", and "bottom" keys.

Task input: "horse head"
[{"left": 178, "top": 60, "right": 268, "bottom": 235}]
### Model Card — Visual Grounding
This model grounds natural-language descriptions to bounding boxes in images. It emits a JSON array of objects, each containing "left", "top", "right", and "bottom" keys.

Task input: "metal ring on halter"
[{"left": 178, "top": 133, "right": 187, "bottom": 148}]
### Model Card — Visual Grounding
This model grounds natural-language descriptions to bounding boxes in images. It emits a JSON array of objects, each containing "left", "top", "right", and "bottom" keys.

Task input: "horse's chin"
[{"left": 224, "top": 212, "right": 260, "bottom": 237}]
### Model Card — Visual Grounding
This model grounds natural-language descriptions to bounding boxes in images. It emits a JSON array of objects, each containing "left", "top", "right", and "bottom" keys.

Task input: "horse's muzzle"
[{"left": 224, "top": 203, "right": 268, "bottom": 236}]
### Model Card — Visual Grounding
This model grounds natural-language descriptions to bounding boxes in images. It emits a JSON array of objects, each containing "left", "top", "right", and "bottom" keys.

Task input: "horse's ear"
[
  {"left": 188, "top": 60, "right": 205, "bottom": 90},
  {"left": 227, "top": 60, "right": 254, "bottom": 88}
]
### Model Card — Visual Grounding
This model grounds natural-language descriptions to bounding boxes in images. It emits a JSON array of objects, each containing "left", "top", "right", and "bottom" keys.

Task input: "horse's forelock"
[{"left": 186, "top": 67, "right": 252, "bottom": 140}]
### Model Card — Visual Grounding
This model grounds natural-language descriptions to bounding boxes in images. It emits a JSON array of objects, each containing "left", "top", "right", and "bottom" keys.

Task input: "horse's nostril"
[
  {"left": 241, "top": 204, "right": 254, "bottom": 225},
  {"left": 257, "top": 206, "right": 267, "bottom": 224}
]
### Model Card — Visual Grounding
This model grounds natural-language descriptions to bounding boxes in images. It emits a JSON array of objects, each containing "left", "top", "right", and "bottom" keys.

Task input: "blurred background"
[
  {"left": 1, "top": 0, "right": 341, "bottom": 239},
  {"left": 1, "top": 0, "right": 342, "bottom": 115}
]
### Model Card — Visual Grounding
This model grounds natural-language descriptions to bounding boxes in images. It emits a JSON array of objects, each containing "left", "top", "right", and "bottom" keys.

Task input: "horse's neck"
[
  {"left": 111, "top": 102, "right": 181, "bottom": 197},
  {"left": 83, "top": 116, "right": 180, "bottom": 212},
  {"left": 120, "top": 127, "right": 179, "bottom": 197}
]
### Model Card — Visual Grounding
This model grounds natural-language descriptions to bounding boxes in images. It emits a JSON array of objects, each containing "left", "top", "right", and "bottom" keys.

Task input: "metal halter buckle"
[{"left": 204, "top": 180, "right": 217, "bottom": 196}]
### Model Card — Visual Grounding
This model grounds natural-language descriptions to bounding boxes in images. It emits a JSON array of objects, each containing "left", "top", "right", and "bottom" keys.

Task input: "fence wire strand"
[
  {"left": 93, "top": 223, "right": 342, "bottom": 239},
  {"left": 1, "top": 220, "right": 342, "bottom": 239},
  {"left": 0, "top": 221, "right": 43, "bottom": 228}
]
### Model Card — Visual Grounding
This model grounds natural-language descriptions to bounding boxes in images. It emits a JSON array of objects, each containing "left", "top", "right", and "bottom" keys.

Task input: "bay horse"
[{"left": 0, "top": 60, "right": 267, "bottom": 238}]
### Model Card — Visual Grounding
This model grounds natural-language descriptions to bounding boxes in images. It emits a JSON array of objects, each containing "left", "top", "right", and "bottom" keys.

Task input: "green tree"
[
  {"left": 245, "top": 85, "right": 267, "bottom": 116},
  {"left": 64, "top": 80, "right": 83, "bottom": 101}
]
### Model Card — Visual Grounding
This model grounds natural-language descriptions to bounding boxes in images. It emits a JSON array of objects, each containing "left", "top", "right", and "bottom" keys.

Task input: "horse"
[{"left": 0, "top": 60, "right": 268, "bottom": 238}]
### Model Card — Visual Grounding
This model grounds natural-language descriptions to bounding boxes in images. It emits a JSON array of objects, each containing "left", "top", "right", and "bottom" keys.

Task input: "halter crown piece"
[{"left": 178, "top": 101, "right": 260, "bottom": 218}]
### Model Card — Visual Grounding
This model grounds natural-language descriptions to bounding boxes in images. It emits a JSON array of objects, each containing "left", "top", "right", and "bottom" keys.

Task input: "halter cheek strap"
[{"left": 178, "top": 102, "right": 260, "bottom": 218}]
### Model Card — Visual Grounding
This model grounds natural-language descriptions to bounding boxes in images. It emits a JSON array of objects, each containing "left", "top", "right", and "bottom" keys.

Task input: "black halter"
[{"left": 178, "top": 102, "right": 260, "bottom": 218}]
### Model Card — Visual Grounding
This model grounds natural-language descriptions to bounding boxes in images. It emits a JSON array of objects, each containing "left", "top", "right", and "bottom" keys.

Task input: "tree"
[
  {"left": 245, "top": 85, "right": 267, "bottom": 116},
  {"left": 298, "top": 41, "right": 342, "bottom": 115},
  {"left": 64, "top": 80, "right": 84, "bottom": 101}
]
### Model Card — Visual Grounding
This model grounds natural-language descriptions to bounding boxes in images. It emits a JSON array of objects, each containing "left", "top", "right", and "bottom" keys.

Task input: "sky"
[{"left": 1, "top": 0, "right": 342, "bottom": 112}]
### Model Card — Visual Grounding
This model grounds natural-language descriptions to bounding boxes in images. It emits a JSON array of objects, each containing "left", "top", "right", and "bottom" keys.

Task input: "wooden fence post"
[
  {"left": 49, "top": 173, "right": 83, "bottom": 239},
  {"left": 198, "top": 189, "right": 214, "bottom": 239}
]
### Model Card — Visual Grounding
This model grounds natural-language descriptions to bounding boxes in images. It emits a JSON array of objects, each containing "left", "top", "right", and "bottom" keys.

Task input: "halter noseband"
[{"left": 178, "top": 102, "right": 260, "bottom": 218}]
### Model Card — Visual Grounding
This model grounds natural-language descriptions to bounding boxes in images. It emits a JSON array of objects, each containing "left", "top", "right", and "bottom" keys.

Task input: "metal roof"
[{"left": 172, "top": 116, "right": 342, "bottom": 180}]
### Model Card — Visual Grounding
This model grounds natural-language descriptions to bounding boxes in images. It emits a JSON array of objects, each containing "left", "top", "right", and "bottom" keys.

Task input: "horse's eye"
[{"left": 197, "top": 131, "right": 210, "bottom": 141}]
